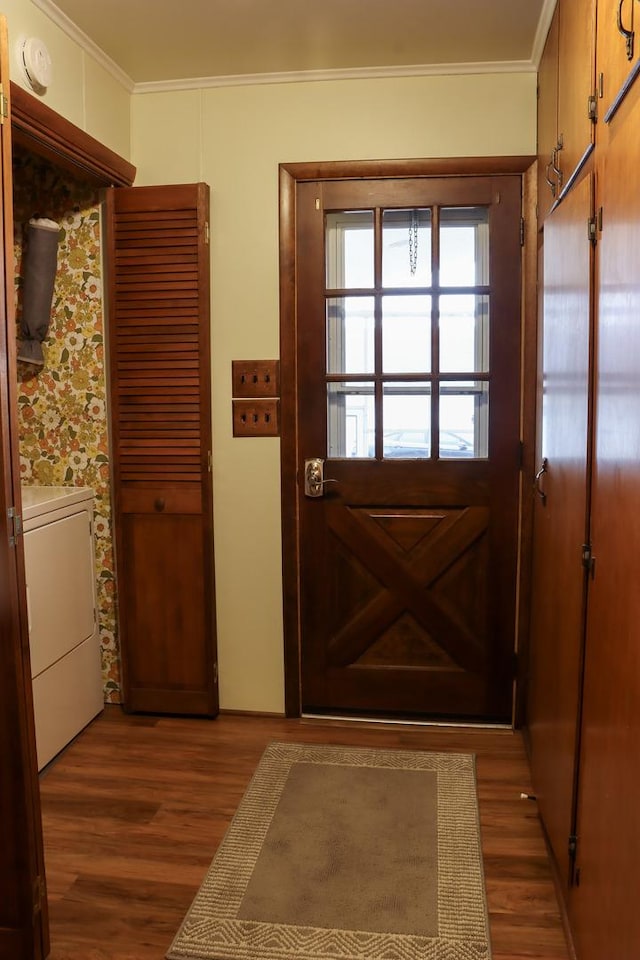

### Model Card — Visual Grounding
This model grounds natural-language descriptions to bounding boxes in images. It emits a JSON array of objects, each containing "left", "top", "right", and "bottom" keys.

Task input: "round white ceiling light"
[{"left": 19, "top": 37, "right": 52, "bottom": 92}]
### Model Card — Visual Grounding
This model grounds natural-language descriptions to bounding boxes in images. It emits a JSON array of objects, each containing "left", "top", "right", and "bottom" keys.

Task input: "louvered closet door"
[{"left": 106, "top": 184, "right": 218, "bottom": 716}]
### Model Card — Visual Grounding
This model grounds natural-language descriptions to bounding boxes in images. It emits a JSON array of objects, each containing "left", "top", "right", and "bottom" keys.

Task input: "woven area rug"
[{"left": 167, "top": 741, "right": 491, "bottom": 960}]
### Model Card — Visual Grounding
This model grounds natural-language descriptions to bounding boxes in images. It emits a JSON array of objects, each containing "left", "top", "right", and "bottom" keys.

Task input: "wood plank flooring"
[{"left": 39, "top": 708, "right": 570, "bottom": 960}]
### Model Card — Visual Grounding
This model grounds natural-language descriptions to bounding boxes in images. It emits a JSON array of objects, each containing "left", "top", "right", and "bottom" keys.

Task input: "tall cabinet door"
[
  {"left": 538, "top": 0, "right": 596, "bottom": 219},
  {"left": 527, "top": 172, "right": 593, "bottom": 890},
  {"left": 570, "top": 90, "right": 640, "bottom": 960},
  {"left": 106, "top": 184, "right": 218, "bottom": 716},
  {"left": 0, "top": 18, "right": 49, "bottom": 958},
  {"left": 557, "top": 0, "right": 597, "bottom": 184},
  {"left": 537, "top": 4, "right": 560, "bottom": 220}
]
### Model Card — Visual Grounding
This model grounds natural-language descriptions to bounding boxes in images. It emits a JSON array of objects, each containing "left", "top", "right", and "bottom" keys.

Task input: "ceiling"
[{"left": 35, "top": 0, "right": 552, "bottom": 88}]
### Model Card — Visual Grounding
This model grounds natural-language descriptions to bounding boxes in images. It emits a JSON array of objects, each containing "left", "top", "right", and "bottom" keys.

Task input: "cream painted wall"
[
  {"left": 2, "top": 0, "right": 131, "bottom": 158},
  {"left": 133, "top": 71, "right": 537, "bottom": 715}
]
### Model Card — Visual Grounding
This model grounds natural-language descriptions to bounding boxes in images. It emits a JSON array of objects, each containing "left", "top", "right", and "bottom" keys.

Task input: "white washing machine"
[{"left": 21, "top": 485, "right": 104, "bottom": 770}]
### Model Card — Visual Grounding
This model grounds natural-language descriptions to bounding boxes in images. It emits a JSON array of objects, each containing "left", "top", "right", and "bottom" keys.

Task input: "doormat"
[{"left": 167, "top": 740, "right": 491, "bottom": 959}]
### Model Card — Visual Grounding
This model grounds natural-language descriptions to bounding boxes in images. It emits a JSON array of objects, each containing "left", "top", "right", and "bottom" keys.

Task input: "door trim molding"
[
  {"left": 279, "top": 156, "right": 536, "bottom": 718},
  {"left": 10, "top": 81, "right": 135, "bottom": 186}
]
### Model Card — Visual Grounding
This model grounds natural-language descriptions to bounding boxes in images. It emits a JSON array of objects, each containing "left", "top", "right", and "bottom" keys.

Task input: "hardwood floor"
[{"left": 39, "top": 707, "right": 570, "bottom": 960}]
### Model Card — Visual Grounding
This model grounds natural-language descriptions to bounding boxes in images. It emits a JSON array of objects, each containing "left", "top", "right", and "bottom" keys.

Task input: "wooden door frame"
[
  {"left": 10, "top": 82, "right": 135, "bottom": 186},
  {"left": 279, "top": 156, "right": 538, "bottom": 721},
  {"left": 0, "top": 80, "right": 134, "bottom": 956}
]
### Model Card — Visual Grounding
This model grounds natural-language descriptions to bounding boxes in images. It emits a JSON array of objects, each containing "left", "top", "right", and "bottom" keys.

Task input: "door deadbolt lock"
[{"left": 304, "top": 458, "right": 338, "bottom": 498}]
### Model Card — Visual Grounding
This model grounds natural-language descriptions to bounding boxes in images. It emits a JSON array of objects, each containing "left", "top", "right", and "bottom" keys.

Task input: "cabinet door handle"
[
  {"left": 617, "top": 0, "right": 634, "bottom": 60},
  {"left": 552, "top": 142, "right": 563, "bottom": 191},
  {"left": 534, "top": 458, "right": 548, "bottom": 505},
  {"left": 154, "top": 498, "right": 165, "bottom": 512},
  {"left": 545, "top": 157, "right": 557, "bottom": 197}
]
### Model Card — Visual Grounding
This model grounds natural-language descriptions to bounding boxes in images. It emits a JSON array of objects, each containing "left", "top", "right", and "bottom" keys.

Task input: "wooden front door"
[
  {"left": 290, "top": 173, "right": 522, "bottom": 721},
  {"left": 527, "top": 172, "right": 593, "bottom": 888}
]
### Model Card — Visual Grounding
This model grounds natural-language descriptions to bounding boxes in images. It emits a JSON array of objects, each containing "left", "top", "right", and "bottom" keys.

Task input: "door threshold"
[{"left": 301, "top": 712, "right": 513, "bottom": 731}]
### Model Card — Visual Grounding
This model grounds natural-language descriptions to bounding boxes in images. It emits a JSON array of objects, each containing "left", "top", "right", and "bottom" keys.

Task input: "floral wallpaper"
[{"left": 13, "top": 146, "right": 121, "bottom": 702}]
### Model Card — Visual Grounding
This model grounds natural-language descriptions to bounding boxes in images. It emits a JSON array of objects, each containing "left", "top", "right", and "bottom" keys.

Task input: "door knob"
[{"left": 304, "top": 458, "right": 339, "bottom": 498}]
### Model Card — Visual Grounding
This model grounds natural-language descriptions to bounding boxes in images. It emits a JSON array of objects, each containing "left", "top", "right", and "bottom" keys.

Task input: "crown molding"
[
  {"left": 133, "top": 59, "right": 536, "bottom": 95},
  {"left": 31, "top": 0, "right": 135, "bottom": 91},
  {"left": 31, "top": 0, "right": 538, "bottom": 96},
  {"left": 531, "top": 0, "right": 558, "bottom": 67}
]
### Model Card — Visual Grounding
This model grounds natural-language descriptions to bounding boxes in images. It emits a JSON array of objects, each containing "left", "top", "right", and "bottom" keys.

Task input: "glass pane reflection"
[
  {"left": 439, "top": 381, "right": 489, "bottom": 459},
  {"left": 440, "top": 207, "right": 489, "bottom": 287},
  {"left": 327, "top": 381, "right": 375, "bottom": 458},
  {"left": 383, "top": 382, "right": 431, "bottom": 459},
  {"left": 326, "top": 211, "right": 374, "bottom": 289},
  {"left": 327, "top": 297, "right": 375, "bottom": 374},
  {"left": 439, "top": 295, "right": 489, "bottom": 373},
  {"left": 382, "top": 209, "right": 432, "bottom": 287},
  {"left": 382, "top": 295, "right": 431, "bottom": 373}
]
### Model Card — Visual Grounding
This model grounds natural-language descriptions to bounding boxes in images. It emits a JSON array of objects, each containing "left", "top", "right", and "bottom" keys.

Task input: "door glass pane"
[
  {"left": 382, "top": 209, "right": 432, "bottom": 287},
  {"left": 327, "top": 381, "right": 375, "bottom": 457},
  {"left": 439, "top": 294, "right": 489, "bottom": 373},
  {"left": 383, "top": 382, "right": 431, "bottom": 458},
  {"left": 326, "top": 211, "right": 374, "bottom": 289},
  {"left": 327, "top": 297, "right": 375, "bottom": 374},
  {"left": 439, "top": 380, "right": 489, "bottom": 459},
  {"left": 440, "top": 207, "right": 489, "bottom": 287},
  {"left": 382, "top": 295, "right": 431, "bottom": 373}
]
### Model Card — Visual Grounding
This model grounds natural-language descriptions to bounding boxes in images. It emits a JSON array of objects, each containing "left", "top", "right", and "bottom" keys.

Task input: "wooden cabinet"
[
  {"left": 537, "top": 0, "right": 596, "bottom": 220},
  {"left": 557, "top": 0, "right": 597, "bottom": 182},
  {"left": 106, "top": 183, "right": 218, "bottom": 717},
  {"left": 532, "top": 4, "right": 640, "bottom": 959},
  {"left": 537, "top": 5, "right": 560, "bottom": 221},
  {"left": 567, "top": 68, "right": 640, "bottom": 960},
  {"left": 597, "top": 0, "right": 640, "bottom": 120}
]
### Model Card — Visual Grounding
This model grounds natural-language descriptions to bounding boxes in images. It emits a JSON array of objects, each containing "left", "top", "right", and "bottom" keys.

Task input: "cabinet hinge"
[
  {"left": 588, "top": 216, "right": 597, "bottom": 244},
  {"left": 213, "top": 662, "right": 218, "bottom": 684},
  {"left": 7, "top": 506, "right": 22, "bottom": 547},
  {"left": 207, "top": 450, "right": 212, "bottom": 472},
  {"left": 587, "top": 94, "right": 597, "bottom": 122},
  {"left": 519, "top": 217, "right": 525, "bottom": 246},
  {"left": 0, "top": 84, "right": 7, "bottom": 124},
  {"left": 33, "top": 875, "right": 45, "bottom": 915},
  {"left": 204, "top": 221, "right": 210, "bottom": 244},
  {"left": 581, "top": 542, "right": 596, "bottom": 577}
]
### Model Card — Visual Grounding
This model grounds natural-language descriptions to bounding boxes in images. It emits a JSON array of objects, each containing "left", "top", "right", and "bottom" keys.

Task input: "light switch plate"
[
  {"left": 232, "top": 398, "right": 280, "bottom": 437},
  {"left": 232, "top": 360, "right": 279, "bottom": 398}
]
